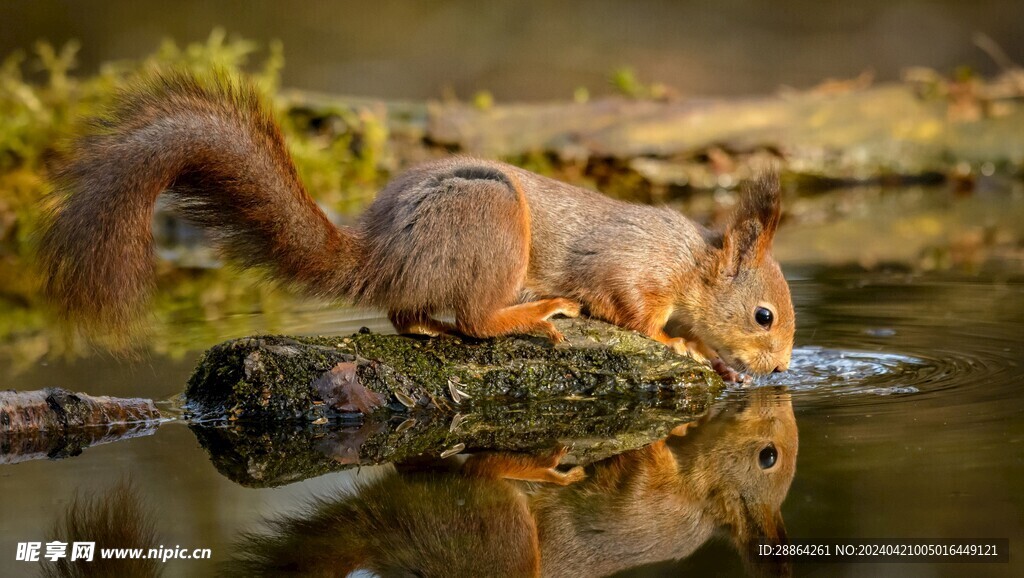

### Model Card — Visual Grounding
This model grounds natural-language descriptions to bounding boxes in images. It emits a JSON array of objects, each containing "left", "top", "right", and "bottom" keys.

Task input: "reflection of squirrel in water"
[
  {"left": 42, "top": 482, "right": 160, "bottom": 578},
  {"left": 39, "top": 73, "right": 794, "bottom": 379},
  {"left": 229, "top": 388, "right": 798, "bottom": 577}
]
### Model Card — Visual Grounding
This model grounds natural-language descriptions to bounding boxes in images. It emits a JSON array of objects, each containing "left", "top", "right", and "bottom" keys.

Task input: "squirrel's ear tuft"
[{"left": 719, "top": 171, "right": 782, "bottom": 277}]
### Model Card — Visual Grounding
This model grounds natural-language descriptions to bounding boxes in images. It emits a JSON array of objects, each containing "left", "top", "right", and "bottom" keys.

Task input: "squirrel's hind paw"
[
  {"left": 543, "top": 445, "right": 586, "bottom": 485},
  {"left": 546, "top": 298, "right": 581, "bottom": 319},
  {"left": 559, "top": 466, "right": 587, "bottom": 485}
]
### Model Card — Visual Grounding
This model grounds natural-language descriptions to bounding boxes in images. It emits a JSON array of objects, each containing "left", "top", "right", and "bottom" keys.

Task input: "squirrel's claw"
[
  {"left": 543, "top": 444, "right": 571, "bottom": 466},
  {"left": 543, "top": 323, "right": 567, "bottom": 344},
  {"left": 543, "top": 445, "right": 587, "bottom": 485},
  {"left": 711, "top": 358, "right": 748, "bottom": 383},
  {"left": 661, "top": 337, "right": 748, "bottom": 383}
]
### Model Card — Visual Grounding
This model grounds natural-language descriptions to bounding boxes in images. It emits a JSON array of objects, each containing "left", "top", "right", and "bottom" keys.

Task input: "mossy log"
[
  {"left": 183, "top": 318, "right": 722, "bottom": 486},
  {"left": 183, "top": 318, "right": 721, "bottom": 423},
  {"left": 0, "top": 388, "right": 160, "bottom": 463}
]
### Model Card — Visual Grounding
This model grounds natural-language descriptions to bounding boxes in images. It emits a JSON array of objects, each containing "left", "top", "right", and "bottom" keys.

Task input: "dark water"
[{"left": 1, "top": 266, "right": 1022, "bottom": 577}]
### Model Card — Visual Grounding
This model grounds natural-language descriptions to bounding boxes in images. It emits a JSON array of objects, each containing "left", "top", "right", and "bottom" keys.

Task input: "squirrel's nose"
[{"left": 773, "top": 366, "right": 784, "bottom": 374}]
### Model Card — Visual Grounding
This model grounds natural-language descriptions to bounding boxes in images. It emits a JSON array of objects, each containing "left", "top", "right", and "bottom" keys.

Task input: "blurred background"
[
  {"left": 1, "top": 4, "right": 1024, "bottom": 577},
  {"left": 2, "top": 0, "right": 1023, "bottom": 100}
]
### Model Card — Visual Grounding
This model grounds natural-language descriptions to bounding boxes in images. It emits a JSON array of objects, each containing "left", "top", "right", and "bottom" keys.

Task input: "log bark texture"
[
  {"left": 183, "top": 318, "right": 723, "bottom": 423},
  {"left": 0, "top": 388, "right": 160, "bottom": 463},
  {"left": 0, "top": 388, "right": 160, "bottom": 433}
]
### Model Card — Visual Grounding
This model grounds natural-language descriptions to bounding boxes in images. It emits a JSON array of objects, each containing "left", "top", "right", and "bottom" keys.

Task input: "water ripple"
[
  {"left": 756, "top": 346, "right": 927, "bottom": 395},
  {"left": 752, "top": 337, "right": 1018, "bottom": 410}
]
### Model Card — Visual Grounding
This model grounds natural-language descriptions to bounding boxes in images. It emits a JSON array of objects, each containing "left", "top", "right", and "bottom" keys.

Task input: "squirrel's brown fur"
[{"left": 39, "top": 72, "right": 794, "bottom": 377}]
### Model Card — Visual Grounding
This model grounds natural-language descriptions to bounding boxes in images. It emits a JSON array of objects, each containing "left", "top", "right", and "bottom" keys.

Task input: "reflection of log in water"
[
  {"left": 229, "top": 388, "right": 798, "bottom": 577},
  {"left": 0, "top": 388, "right": 160, "bottom": 463},
  {"left": 191, "top": 396, "right": 713, "bottom": 487}
]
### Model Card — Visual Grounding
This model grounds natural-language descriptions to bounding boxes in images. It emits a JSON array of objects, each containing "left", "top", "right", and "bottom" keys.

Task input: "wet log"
[
  {"left": 0, "top": 387, "right": 160, "bottom": 433},
  {"left": 0, "top": 388, "right": 161, "bottom": 463},
  {"left": 182, "top": 318, "right": 722, "bottom": 424}
]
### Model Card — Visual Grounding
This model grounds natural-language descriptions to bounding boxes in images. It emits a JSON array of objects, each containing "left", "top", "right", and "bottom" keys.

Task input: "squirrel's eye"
[
  {"left": 754, "top": 306, "right": 774, "bottom": 329},
  {"left": 758, "top": 444, "right": 778, "bottom": 469}
]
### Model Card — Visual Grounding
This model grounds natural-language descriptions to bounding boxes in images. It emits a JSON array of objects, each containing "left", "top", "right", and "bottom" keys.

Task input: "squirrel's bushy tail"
[{"left": 38, "top": 71, "right": 360, "bottom": 330}]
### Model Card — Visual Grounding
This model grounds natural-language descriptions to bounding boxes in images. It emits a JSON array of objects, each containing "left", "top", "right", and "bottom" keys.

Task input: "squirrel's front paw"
[
  {"left": 711, "top": 358, "right": 749, "bottom": 383},
  {"left": 663, "top": 338, "right": 749, "bottom": 383},
  {"left": 664, "top": 337, "right": 709, "bottom": 364}
]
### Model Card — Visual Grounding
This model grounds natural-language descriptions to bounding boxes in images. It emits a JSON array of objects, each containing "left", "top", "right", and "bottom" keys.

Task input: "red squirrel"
[{"left": 38, "top": 72, "right": 794, "bottom": 380}]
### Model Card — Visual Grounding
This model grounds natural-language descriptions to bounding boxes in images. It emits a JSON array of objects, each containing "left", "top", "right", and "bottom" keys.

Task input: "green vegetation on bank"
[{"left": 0, "top": 31, "right": 390, "bottom": 362}]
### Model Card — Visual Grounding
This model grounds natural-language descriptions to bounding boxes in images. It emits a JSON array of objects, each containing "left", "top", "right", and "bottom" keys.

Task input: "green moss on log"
[{"left": 183, "top": 318, "right": 722, "bottom": 423}]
